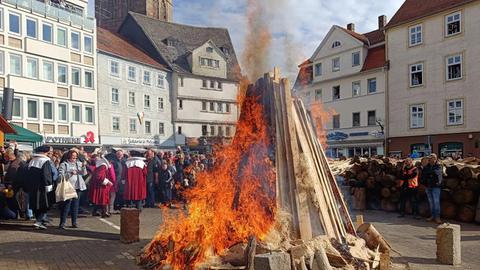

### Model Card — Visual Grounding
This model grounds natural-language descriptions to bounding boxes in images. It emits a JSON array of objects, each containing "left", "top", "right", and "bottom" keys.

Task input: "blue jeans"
[
  {"left": 59, "top": 190, "right": 80, "bottom": 226},
  {"left": 146, "top": 182, "right": 156, "bottom": 207},
  {"left": 425, "top": 187, "right": 441, "bottom": 219}
]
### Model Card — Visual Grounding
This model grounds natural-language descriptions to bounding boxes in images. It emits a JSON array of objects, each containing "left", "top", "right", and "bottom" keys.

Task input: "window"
[
  {"left": 57, "top": 27, "right": 67, "bottom": 47},
  {"left": 127, "top": 66, "right": 136, "bottom": 81},
  {"left": 409, "top": 24, "right": 422, "bottom": 46},
  {"left": 202, "top": 79, "right": 207, "bottom": 88},
  {"left": 179, "top": 76, "right": 184, "bottom": 87},
  {"left": 226, "top": 103, "right": 231, "bottom": 113},
  {"left": 352, "top": 52, "right": 360, "bottom": 67},
  {"left": 27, "top": 100, "right": 38, "bottom": 119},
  {"left": 210, "top": 80, "right": 215, "bottom": 88},
  {"left": 206, "top": 47, "right": 214, "bottom": 53},
  {"left": 410, "top": 63, "right": 423, "bottom": 87},
  {"left": 129, "top": 119, "right": 137, "bottom": 133},
  {"left": 315, "top": 63, "right": 322, "bottom": 76},
  {"left": 226, "top": 126, "right": 232, "bottom": 137},
  {"left": 10, "top": 54, "right": 22, "bottom": 76},
  {"left": 178, "top": 99, "right": 183, "bottom": 110},
  {"left": 218, "top": 81, "right": 222, "bottom": 89},
  {"left": 144, "top": 95, "right": 151, "bottom": 109},
  {"left": 332, "top": 41, "right": 341, "bottom": 48},
  {"left": 332, "top": 57, "right": 340, "bottom": 72},
  {"left": 42, "top": 61, "right": 53, "bottom": 82},
  {"left": 210, "top": 126, "right": 215, "bottom": 136},
  {"left": 42, "top": 23, "right": 52, "bottom": 43},
  {"left": 128, "top": 91, "right": 135, "bottom": 106},
  {"left": 202, "top": 125, "right": 207, "bottom": 136},
  {"left": 112, "top": 117, "right": 120, "bottom": 132},
  {"left": 446, "top": 54, "right": 462, "bottom": 80},
  {"left": 145, "top": 121, "right": 151, "bottom": 134},
  {"left": 209, "top": 102, "right": 214, "bottom": 111},
  {"left": 446, "top": 12, "right": 461, "bottom": 36},
  {"left": 158, "top": 97, "right": 164, "bottom": 111},
  {"left": 333, "top": 115, "right": 340, "bottom": 129},
  {"left": 84, "top": 70, "right": 93, "bottom": 88},
  {"left": 217, "top": 102, "right": 223, "bottom": 113},
  {"left": 410, "top": 104, "right": 425, "bottom": 128},
  {"left": 0, "top": 51, "right": 4, "bottom": 74},
  {"left": 26, "top": 58, "right": 38, "bottom": 79},
  {"left": 58, "top": 103, "right": 68, "bottom": 122},
  {"left": 84, "top": 35, "right": 93, "bottom": 53},
  {"left": 200, "top": 58, "right": 220, "bottom": 68},
  {"left": 177, "top": 126, "right": 183, "bottom": 135},
  {"left": 58, "top": 64, "right": 67, "bottom": 84},
  {"left": 43, "top": 101, "right": 53, "bottom": 120},
  {"left": 26, "top": 18, "right": 37, "bottom": 38},
  {"left": 368, "top": 111, "right": 376, "bottom": 126},
  {"left": 352, "top": 81, "right": 361, "bottom": 96},
  {"left": 13, "top": 98, "right": 21, "bottom": 118},
  {"left": 143, "top": 70, "right": 151, "bottom": 85},
  {"left": 0, "top": 9, "right": 3, "bottom": 31},
  {"left": 110, "top": 61, "right": 119, "bottom": 77},
  {"left": 9, "top": 13, "right": 20, "bottom": 34},
  {"left": 447, "top": 99, "right": 463, "bottom": 126},
  {"left": 157, "top": 74, "right": 165, "bottom": 88},
  {"left": 85, "top": 107, "right": 95, "bottom": 124},
  {"left": 218, "top": 126, "right": 224, "bottom": 137},
  {"left": 202, "top": 101, "right": 207, "bottom": 111},
  {"left": 352, "top": 112, "right": 360, "bottom": 127},
  {"left": 159, "top": 122, "right": 165, "bottom": 135},
  {"left": 368, "top": 78, "right": 377, "bottom": 93},
  {"left": 72, "top": 68, "right": 81, "bottom": 86},
  {"left": 71, "top": 105, "right": 82, "bottom": 123},
  {"left": 71, "top": 31, "right": 80, "bottom": 50},
  {"left": 111, "top": 88, "right": 119, "bottom": 104},
  {"left": 332, "top": 86, "right": 340, "bottom": 100}
]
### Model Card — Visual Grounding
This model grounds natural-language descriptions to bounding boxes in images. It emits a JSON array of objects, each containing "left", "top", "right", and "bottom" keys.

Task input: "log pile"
[{"left": 334, "top": 157, "right": 480, "bottom": 223}]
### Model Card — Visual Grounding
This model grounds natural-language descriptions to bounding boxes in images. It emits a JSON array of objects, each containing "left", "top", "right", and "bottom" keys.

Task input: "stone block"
[
  {"left": 436, "top": 223, "right": 461, "bottom": 265},
  {"left": 121, "top": 208, "right": 140, "bottom": 244},
  {"left": 254, "top": 252, "right": 291, "bottom": 270}
]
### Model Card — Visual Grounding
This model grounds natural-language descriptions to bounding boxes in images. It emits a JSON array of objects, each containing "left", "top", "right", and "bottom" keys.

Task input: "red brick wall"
[{"left": 388, "top": 132, "right": 480, "bottom": 158}]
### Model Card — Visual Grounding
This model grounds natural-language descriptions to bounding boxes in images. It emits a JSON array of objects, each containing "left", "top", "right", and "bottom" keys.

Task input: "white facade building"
[
  {"left": 97, "top": 28, "right": 174, "bottom": 149},
  {"left": 295, "top": 18, "right": 388, "bottom": 158},
  {"left": 0, "top": 0, "right": 98, "bottom": 147}
]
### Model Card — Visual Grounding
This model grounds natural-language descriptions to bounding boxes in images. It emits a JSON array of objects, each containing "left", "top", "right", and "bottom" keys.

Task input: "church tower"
[{"left": 95, "top": 0, "right": 173, "bottom": 32}]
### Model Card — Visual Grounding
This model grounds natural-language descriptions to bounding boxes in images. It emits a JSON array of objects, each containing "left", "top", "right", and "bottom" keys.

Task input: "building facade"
[
  {"left": 117, "top": 12, "right": 239, "bottom": 146},
  {"left": 96, "top": 28, "right": 174, "bottom": 149},
  {"left": 0, "top": 0, "right": 98, "bottom": 148},
  {"left": 386, "top": 0, "right": 480, "bottom": 158},
  {"left": 95, "top": 0, "right": 173, "bottom": 31},
  {"left": 295, "top": 18, "right": 388, "bottom": 158}
]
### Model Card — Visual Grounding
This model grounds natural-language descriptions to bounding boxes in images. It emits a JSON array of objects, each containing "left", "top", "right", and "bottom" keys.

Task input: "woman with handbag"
[{"left": 58, "top": 150, "right": 87, "bottom": 229}]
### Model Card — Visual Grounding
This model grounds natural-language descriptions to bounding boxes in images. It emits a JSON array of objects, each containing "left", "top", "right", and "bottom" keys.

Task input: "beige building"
[
  {"left": 295, "top": 17, "right": 388, "bottom": 158},
  {"left": 0, "top": 0, "right": 98, "bottom": 148},
  {"left": 386, "top": 0, "right": 480, "bottom": 158}
]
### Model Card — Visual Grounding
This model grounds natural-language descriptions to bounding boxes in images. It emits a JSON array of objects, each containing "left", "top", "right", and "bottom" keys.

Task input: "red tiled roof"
[
  {"left": 386, "top": 0, "right": 478, "bottom": 28},
  {"left": 340, "top": 27, "right": 370, "bottom": 45},
  {"left": 339, "top": 27, "right": 385, "bottom": 46},
  {"left": 298, "top": 59, "right": 312, "bottom": 68},
  {"left": 97, "top": 28, "right": 166, "bottom": 70},
  {"left": 361, "top": 45, "right": 386, "bottom": 71}
]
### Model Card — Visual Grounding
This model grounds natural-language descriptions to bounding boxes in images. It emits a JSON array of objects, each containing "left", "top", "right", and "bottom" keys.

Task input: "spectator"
[
  {"left": 398, "top": 158, "right": 419, "bottom": 218},
  {"left": 124, "top": 151, "right": 147, "bottom": 210},
  {"left": 145, "top": 149, "right": 160, "bottom": 208},
  {"left": 424, "top": 154, "right": 443, "bottom": 224},
  {"left": 158, "top": 162, "right": 174, "bottom": 208},
  {"left": 58, "top": 150, "right": 87, "bottom": 229},
  {"left": 4, "top": 149, "right": 26, "bottom": 217},
  {"left": 90, "top": 152, "right": 113, "bottom": 218},
  {"left": 111, "top": 149, "right": 127, "bottom": 212}
]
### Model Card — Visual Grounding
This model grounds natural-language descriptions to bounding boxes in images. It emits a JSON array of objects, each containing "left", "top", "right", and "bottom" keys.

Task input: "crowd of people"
[{"left": 0, "top": 143, "right": 215, "bottom": 230}]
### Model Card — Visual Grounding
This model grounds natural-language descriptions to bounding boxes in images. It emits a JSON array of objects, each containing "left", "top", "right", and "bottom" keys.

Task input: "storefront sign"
[
  {"left": 327, "top": 132, "right": 348, "bottom": 141},
  {"left": 45, "top": 131, "right": 96, "bottom": 145},
  {"left": 121, "top": 137, "right": 159, "bottom": 146}
]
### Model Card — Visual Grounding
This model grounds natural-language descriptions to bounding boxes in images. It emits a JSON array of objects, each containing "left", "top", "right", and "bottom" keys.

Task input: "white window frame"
[
  {"left": 157, "top": 74, "right": 165, "bottom": 88},
  {"left": 0, "top": 51, "right": 4, "bottom": 74},
  {"left": 410, "top": 104, "right": 425, "bottom": 129},
  {"left": 332, "top": 57, "right": 340, "bottom": 72},
  {"left": 42, "top": 60, "right": 54, "bottom": 82},
  {"left": 83, "top": 35, "right": 93, "bottom": 54},
  {"left": 26, "top": 99, "right": 39, "bottom": 120},
  {"left": 56, "top": 27, "right": 67, "bottom": 47},
  {"left": 111, "top": 88, "right": 119, "bottom": 104},
  {"left": 367, "top": 78, "right": 377, "bottom": 94},
  {"left": 8, "top": 12, "right": 21, "bottom": 35},
  {"left": 12, "top": 97, "right": 22, "bottom": 119},
  {"left": 158, "top": 97, "right": 164, "bottom": 111},
  {"left": 84, "top": 70, "right": 94, "bottom": 88},
  {"left": 445, "top": 11, "right": 461, "bottom": 37},
  {"left": 71, "top": 104, "right": 81, "bottom": 123},
  {"left": 41, "top": 22, "right": 53, "bottom": 43},
  {"left": 71, "top": 31, "right": 80, "bottom": 50},
  {"left": 447, "top": 99, "right": 464, "bottom": 126},
  {"left": 84, "top": 106, "right": 94, "bottom": 124},
  {"left": 315, "top": 63, "right": 322, "bottom": 76},
  {"left": 446, "top": 54, "right": 462, "bottom": 81},
  {"left": 332, "top": 41, "right": 341, "bottom": 48},
  {"left": 129, "top": 118, "right": 137, "bottom": 133},
  {"left": 144, "top": 94, "right": 151, "bottom": 109},
  {"left": 109, "top": 60, "right": 120, "bottom": 77},
  {"left": 409, "top": 63, "right": 424, "bottom": 87},
  {"left": 352, "top": 52, "right": 360, "bottom": 67},
  {"left": 58, "top": 103, "right": 69, "bottom": 123},
  {"left": 57, "top": 64, "right": 68, "bottom": 84},
  {"left": 144, "top": 120, "right": 152, "bottom": 134},
  {"left": 26, "top": 17, "right": 37, "bottom": 39},
  {"left": 158, "top": 122, "right": 165, "bottom": 135},
  {"left": 128, "top": 91, "right": 135, "bottom": 107},
  {"left": 112, "top": 116, "right": 120, "bottom": 132},
  {"left": 143, "top": 70, "right": 151, "bottom": 85},
  {"left": 42, "top": 100, "right": 54, "bottom": 121},
  {"left": 352, "top": 112, "right": 361, "bottom": 127},
  {"left": 71, "top": 67, "right": 81, "bottom": 86},
  {"left": 9, "top": 54, "right": 22, "bottom": 76},
  {"left": 127, "top": 65, "right": 137, "bottom": 82},
  {"left": 26, "top": 57, "right": 39, "bottom": 79},
  {"left": 352, "top": 81, "right": 361, "bottom": 97},
  {"left": 409, "top": 24, "right": 422, "bottom": 46},
  {"left": 0, "top": 8, "right": 4, "bottom": 32}
]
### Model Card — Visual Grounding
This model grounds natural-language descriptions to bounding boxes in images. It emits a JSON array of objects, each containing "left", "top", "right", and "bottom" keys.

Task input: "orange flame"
[
  {"left": 143, "top": 81, "right": 276, "bottom": 269},
  {"left": 310, "top": 101, "right": 335, "bottom": 149}
]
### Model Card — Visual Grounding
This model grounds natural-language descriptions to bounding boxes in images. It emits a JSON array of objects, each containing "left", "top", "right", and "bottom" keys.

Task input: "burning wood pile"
[
  {"left": 139, "top": 71, "right": 388, "bottom": 270},
  {"left": 335, "top": 157, "right": 480, "bottom": 223}
]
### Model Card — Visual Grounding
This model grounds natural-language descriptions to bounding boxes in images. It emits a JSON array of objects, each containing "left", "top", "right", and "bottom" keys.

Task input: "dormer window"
[
  {"left": 206, "top": 47, "right": 214, "bottom": 53},
  {"left": 200, "top": 57, "right": 220, "bottom": 68},
  {"left": 332, "top": 41, "right": 341, "bottom": 48},
  {"left": 221, "top": 47, "right": 230, "bottom": 56}
]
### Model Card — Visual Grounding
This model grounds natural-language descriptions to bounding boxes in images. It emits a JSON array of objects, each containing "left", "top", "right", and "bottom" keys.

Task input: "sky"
[{"left": 89, "top": 0, "right": 405, "bottom": 80}]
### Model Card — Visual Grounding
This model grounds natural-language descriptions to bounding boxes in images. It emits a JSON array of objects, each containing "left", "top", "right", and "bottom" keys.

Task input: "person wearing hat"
[
  {"left": 25, "top": 145, "right": 54, "bottom": 230},
  {"left": 124, "top": 151, "right": 147, "bottom": 210},
  {"left": 89, "top": 151, "right": 114, "bottom": 218}
]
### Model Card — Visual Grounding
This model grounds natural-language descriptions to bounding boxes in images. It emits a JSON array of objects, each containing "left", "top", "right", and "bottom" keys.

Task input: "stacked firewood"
[{"left": 336, "top": 157, "right": 480, "bottom": 223}]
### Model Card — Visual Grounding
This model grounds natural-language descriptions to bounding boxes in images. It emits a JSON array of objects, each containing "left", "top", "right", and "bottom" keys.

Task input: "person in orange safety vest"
[{"left": 398, "top": 158, "right": 419, "bottom": 218}]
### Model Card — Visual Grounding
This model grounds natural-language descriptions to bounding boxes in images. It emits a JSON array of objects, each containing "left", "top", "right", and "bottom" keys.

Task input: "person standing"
[
  {"left": 25, "top": 145, "right": 53, "bottom": 230},
  {"left": 124, "top": 152, "right": 147, "bottom": 210},
  {"left": 58, "top": 150, "right": 87, "bottom": 229},
  {"left": 4, "top": 149, "right": 26, "bottom": 218},
  {"left": 111, "top": 149, "right": 126, "bottom": 212},
  {"left": 398, "top": 158, "right": 419, "bottom": 218},
  {"left": 158, "top": 162, "right": 173, "bottom": 208},
  {"left": 424, "top": 154, "right": 443, "bottom": 224},
  {"left": 145, "top": 149, "right": 160, "bottom": 208},
  {"left": 90, "top": 153, "right": 113, "bottom": 218}
]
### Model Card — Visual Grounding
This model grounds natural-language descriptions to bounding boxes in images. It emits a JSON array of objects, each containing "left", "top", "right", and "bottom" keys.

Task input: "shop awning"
[{"left": 5, "top": 124, "right": 43, "bottom": 143}]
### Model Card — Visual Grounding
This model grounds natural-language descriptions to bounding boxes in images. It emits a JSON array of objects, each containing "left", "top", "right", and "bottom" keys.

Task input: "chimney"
[
  {"left": 347, "top": 23, "right": 355, "bottom": 32},
  {"left": 378, "top": 15, "right": 387, "bottom": 29}
]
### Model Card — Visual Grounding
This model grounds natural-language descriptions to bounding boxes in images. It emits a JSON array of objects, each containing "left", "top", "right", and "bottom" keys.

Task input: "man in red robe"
[
  {"left": 89, "top": 154, "right": 113, "bottom": 217},
  {"left": 124, "top": 151, "right": 147, "bottom": 210}
]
